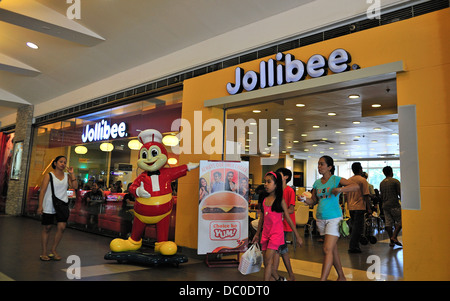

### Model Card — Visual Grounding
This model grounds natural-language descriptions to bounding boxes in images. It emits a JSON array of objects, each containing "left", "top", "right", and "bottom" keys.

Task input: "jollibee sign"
[{"left": 226, "top": 48, "right": 353, "bottom": 95}]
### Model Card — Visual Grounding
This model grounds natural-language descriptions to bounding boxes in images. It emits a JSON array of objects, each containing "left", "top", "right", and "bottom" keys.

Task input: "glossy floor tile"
[{"left": 0, "top": 215, "right": 403, "bottom": 281}]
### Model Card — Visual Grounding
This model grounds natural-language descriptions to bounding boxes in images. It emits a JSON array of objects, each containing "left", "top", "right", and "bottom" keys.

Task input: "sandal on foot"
[
  {"left": 40, "top": 255, "right": 51, "bottom": 261},
  {"left": 48, "top": 253, "right": 62, "bottom": 261}
]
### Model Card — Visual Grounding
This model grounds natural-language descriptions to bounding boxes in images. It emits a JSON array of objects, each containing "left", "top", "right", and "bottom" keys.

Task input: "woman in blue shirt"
[{"left": 303, "top": 155, "right": 357, "bottom": 281}]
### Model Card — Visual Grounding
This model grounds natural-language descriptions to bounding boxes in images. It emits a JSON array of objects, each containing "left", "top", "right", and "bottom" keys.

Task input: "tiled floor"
[{"left": 0, "top": 215, "right": 403, "bottom": 282}]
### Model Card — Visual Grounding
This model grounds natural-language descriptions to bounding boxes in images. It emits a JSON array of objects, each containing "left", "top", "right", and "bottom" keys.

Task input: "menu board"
[{"left": 197, "top": 160, "right": 249, "bottom": 255}]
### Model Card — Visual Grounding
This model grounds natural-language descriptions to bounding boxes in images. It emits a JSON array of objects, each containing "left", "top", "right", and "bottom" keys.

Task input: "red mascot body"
[{"left": 110, "top": 129, "right": 198, "bottom": 255}]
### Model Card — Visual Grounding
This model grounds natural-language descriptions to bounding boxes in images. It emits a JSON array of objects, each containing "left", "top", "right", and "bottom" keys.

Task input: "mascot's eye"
[
  {"left": 141, "top": 150, "right": 147, "bottom": 159},
  {"left": 151, "top": 149, "right": 159, "bottom": 157}
]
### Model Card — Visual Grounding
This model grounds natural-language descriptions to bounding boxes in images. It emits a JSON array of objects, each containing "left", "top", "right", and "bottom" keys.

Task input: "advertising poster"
[{"left": 198, "top": 160, "right": 249, "bottom": 255}]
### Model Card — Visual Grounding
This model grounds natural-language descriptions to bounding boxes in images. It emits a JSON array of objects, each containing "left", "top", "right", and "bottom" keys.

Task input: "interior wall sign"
[{"left": 226, "top": 48, "right": 355, "bottom": 95}]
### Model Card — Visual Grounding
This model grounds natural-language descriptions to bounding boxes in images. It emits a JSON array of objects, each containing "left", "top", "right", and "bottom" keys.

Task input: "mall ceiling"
[{"left": 0, "top": 0, "right": 415, "bottom": 160}]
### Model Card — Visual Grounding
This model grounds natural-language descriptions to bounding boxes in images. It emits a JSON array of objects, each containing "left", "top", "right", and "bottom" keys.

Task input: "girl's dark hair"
[
  {"left": 51, "top": 156, "right": 67, "bottom": 169},
  {"left": 320, "top": 155, "right": 335, "bottom": 175},
  {"left": 265, "top": 171, "right": 284, "bottom": 213}
]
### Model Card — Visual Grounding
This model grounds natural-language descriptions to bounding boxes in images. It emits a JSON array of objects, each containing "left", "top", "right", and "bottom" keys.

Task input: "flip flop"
[
  {"left": 40, "top": 255, "right": 51, "bottom": 261},
  {"left": 48, "top": 253, "right": 62, "bottom": 261}
]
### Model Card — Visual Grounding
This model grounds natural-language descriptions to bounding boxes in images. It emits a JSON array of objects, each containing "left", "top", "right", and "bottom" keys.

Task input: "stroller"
[{"left": 360, "top": 212, "right": 378, "bottom": 245}]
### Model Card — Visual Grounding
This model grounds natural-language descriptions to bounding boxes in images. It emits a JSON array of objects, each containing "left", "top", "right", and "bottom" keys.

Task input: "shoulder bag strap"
[{"left": 48, "top": 173, "right": 56, "bottom": 197}]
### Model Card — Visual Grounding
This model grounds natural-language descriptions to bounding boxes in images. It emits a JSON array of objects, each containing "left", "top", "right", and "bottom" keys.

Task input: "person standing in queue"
[
  {"left": 37, "top": 155, "right": 78, "bottom": 261},
  {"left": 252, "top": 171, "right": 302, "bottom": 281},
  {"left": 302, "top": 156, "right": 358, "bottom": 281}
]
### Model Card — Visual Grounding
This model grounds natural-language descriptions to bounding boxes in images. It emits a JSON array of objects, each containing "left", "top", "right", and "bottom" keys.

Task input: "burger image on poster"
[{"left": 200, "top": 191, "right": 247, "bottom": 220}]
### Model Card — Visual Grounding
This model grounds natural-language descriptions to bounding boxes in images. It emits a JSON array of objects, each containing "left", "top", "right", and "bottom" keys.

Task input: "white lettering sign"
[
  {"left": 227, "top": 48, "right": 353, "bottom": 95},
  {"left": 81, "top": 119, "right": 128, "bottom": 143}
]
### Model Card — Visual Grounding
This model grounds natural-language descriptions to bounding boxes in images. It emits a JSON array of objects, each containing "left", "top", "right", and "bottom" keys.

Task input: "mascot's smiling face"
[
  {"left": 136, "top": 129, "right": 168, "bottom": 172},
  {"left": 137, "top": 144, "right": 167, "bottom": 172}
]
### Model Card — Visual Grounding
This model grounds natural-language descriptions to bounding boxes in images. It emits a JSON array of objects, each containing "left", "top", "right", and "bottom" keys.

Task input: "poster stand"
[{"left": 205, "top": 251, "right": 241, "bottom": 268}]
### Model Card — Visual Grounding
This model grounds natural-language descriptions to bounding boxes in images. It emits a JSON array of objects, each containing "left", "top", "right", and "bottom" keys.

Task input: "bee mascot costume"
[{"left": 110, "top": 129, "right": 198, "bottom": 255}]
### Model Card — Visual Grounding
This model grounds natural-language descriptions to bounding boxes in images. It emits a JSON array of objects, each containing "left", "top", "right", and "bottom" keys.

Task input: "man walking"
[
  {"left": 346, "top": 162, "right": 370, "bottom": 253},
  {"left": 380, "top": 166, "right": 402, "bottom": 247}
]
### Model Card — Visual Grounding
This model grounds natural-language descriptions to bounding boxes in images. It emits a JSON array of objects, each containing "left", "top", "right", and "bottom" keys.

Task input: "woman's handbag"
[
  {"left": 238, "top": 243, "right": 263, "bottom": 275},
  {"left": 49, "top": 173, "right": 70, "bottom": 222},
  {"left": 339, "top": 219, "right": 350, "bottom": 237}
]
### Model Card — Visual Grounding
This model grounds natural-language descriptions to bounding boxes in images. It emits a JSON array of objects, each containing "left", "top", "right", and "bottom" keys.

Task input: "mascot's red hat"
[{"left": 138, "top": 129, "right": 168, "bottom": 156}]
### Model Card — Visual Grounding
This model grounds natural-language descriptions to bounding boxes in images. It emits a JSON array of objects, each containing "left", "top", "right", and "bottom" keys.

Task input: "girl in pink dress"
[{"left": 252, "top": 171, "right": 302, "bottom": 281}]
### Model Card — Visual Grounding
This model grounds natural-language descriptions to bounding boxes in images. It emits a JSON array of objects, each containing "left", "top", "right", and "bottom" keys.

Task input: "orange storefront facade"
[{"left": 174, "top": 8, "right": 450, "bottom": 280}]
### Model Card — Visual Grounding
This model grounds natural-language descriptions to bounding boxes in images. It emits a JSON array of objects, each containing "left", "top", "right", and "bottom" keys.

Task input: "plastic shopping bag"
[{"left": 238, "top": 243, "right": 263, "bottom": 275}]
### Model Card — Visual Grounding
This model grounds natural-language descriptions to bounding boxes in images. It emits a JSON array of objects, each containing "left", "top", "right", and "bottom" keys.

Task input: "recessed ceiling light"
[
  {"left": 371, "top": 104, "right": 382, "bottom": 108},
  {"left": 285, "top": 117, "right": 293, "bottom": 121},
  {"left": 328, "top": 112, "right": 337, "bottom": 116},
  {"left": 373, "top": 127, "right": 382, "bottom": 131},
  {"left": 335, "top": 131, "right": 342, "bottom": 134},
  {"left": 26, "top": 42, "right": 39, "bottom": 49},
  {"left": 296, "top": 104, "right": 305, "bottom": 107},
  {"left": 312, "top": 144, "right": 318, "bottom": 147},
  {"left": 352, "top": 121, "right": 360, "bottom": 124},
  {"left": 278, "top": 128, "right": 284, "bottom": 132},
  {"left": 252, "top": 110, "right": 261, "bottom": 113},
  {"left": 391, "top": 133, "right": 398, "bottom": 136},
  {"left": 293, "top": 140, "right": 299, "bottom": 143},
  {"left": 313, "top": 125, "right": 320, "bottom": 128},
  {"left": 301, "top": 134, "right": 307, "bottom": 137},
  {"left": 348, "top": 94, "right": 360, "bottom": 99}
]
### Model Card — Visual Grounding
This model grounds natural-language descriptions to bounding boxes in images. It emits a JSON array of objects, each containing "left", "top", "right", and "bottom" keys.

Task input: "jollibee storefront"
[
  {"left": 175, "top": 9, "right": 450, "bottom": 281},
  {"left": 25, "top": 91, "right": 183, "bottom": 241},
  {"left": 21, "top": 8, "right": 449, "bottom": 281}
]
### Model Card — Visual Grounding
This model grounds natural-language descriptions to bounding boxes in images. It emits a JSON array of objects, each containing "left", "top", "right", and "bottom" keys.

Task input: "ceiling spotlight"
[
  {"left": 373, "top": 127, "right": 382, "bottom": 131},
  {"left": 352, "top": 121, "right": 360, "bottom": 124},
  {"left": 372, "top": 104, "right": 382, "bottom": 108},
  {"left": 26, "top": 42, "right": 39, "bottom": 49},
  {"left": 285, "top": 117, "right": 293, "bottom": 121},
  {"left": 252, "top": 110, "right": 261, "bottom": 113},
  {"left": 328, "top": 112, "right": 337, "bottom": 116},
  {"left": 313, "top": 125, "right": 320, "bottom": 128},
  {"left": 348, "top": 94, "right": 360, "bottom": 99},
  {"left": 296, "top": 104, "right": 305, "bottom": 107}
]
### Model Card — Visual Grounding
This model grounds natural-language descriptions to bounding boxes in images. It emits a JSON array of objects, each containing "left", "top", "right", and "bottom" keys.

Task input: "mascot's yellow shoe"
[
  {"left": 110, "top": 237, "right": 142, "bottom": 252},
  {"left": 154, "top": 241, "right": 177, "bottom": 255}
]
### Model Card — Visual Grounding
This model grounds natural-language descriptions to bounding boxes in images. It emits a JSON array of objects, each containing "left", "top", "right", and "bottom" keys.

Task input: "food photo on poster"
[{"left": 197, "top": 160, "right": 249, "bottom": 255}]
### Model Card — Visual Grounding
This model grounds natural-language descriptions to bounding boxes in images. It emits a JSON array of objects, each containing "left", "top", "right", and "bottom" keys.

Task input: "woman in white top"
[{"left": 37, "top": 156, "right": 78, "bottom": 261}]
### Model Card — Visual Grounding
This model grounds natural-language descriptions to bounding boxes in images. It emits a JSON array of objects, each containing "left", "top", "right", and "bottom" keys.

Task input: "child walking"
[{"left": 252, "top": 171, "right": 302, "bottom": 281}]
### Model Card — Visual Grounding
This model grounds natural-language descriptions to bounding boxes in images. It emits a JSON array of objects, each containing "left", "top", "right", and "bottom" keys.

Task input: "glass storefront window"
[{"left": 25, "top": 91, "right": 182, "bottom": 240}]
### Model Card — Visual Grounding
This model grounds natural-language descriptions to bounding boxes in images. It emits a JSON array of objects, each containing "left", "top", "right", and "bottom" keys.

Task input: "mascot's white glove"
[
  {"left": 136, "top": 181, "right": 151, "bottom": 198},
  {"left": 187, "top": 162, "right": 199, "bottom": 171}
]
